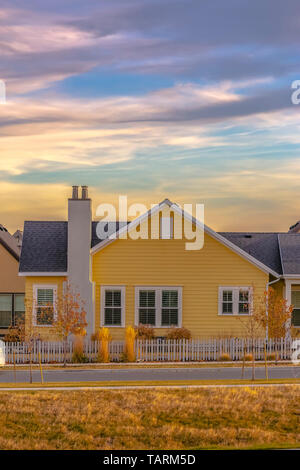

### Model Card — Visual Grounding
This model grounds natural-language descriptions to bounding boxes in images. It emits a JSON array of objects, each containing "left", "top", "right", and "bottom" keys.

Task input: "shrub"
[
  {"left": 166, "top": 327, "right": 191, "bottom": 340},
  {"left": 244, "top": 353, "right": 253, "bottom": 361},
  {"left": 125, "top": 326, "right": 137, "bottom": 362},
  {"left": 72, "top": 350, "right": 89, "bottom": 363},
  {"left": 72, "top": 334, "right": 88, "bottom": 363},
  {"left": 91, "top": 332, "right": 99, "bottom": 342},
  {"left": 97, "top": 328, "right": 111, "bottom": 363},
  {"left": 135, "top": 324, "right": 155, "bottom": 340},
  {"left": 219, "top": 353, "right": 231, "bottom": 361}
]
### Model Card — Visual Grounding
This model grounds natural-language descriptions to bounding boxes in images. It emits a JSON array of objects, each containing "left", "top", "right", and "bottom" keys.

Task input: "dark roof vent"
[{"left": 244, "top": 234, "right": 252, "bottom": 238}]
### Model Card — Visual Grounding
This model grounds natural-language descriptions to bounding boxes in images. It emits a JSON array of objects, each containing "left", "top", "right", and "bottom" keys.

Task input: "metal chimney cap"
[
  {"left": 81, "top": 185, "right": 89, "bottom": 200},
  {"left": 72, "top": 185, "right": 79, "bottom": 199}
]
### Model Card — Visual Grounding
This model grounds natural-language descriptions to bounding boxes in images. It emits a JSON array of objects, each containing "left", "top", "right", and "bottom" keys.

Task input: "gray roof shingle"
[
  {"left": 278, "top": 233, "right": 300, "bottom": 275},
  {"left": 20, "top": 221, "right": 68, "bottom": 272},
  {"left": 219, "top": 232, "right": 283, "bottom": 275}
]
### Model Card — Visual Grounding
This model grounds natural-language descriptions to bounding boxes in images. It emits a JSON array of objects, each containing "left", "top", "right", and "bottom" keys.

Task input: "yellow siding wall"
[
  {"left": 0, "top": 243, "right": 25, "bottom": 336},
  {"left": 0, "top": 244, "right": 24, "bottom": 293},
  {"left": 92, "top": 212, "right": 268, "bottom": 339},
  {"left": 25, "top": 276, "right": 65, "bottom": 340},
  {"left": 271, "top": 278, "right": 285, "bottom": 298}
]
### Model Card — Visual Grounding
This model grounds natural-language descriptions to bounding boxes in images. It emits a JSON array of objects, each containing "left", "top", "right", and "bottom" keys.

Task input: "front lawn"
[{"left": 0, "top": 386, "right": 299, "bottom": 449}]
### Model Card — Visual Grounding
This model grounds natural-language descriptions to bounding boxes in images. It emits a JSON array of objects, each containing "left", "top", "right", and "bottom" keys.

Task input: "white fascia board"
[
  {"left": 90, "top": 200, "right": 280, "bottom": 277},
  {"left": 282, "top": 275, "right": 300, "bottom": 279},
  {"left": 19, "top": 272, "right": 67, "bottom": 277}
]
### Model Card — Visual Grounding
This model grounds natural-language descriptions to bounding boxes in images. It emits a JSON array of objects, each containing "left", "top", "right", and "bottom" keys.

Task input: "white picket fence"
[
  {"left": 4, "top": 341, "right": 124, "bottom": 364},
  {"left": 136, "top": 338, "right": 292, "bottom": 362},
  {"left": 3, "top": 337, "right": 294, "bottom": 364}
]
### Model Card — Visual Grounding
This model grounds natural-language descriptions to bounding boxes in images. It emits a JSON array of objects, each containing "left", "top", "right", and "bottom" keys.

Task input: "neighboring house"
[
  {"left": 0, "top": 225, "right": 25, "bottom": 336},
  {"left": 19, "top": 186, "right": 300, "bottom": 340}
]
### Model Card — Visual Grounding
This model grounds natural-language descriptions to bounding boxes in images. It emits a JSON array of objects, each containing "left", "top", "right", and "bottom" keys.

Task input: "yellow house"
[
  {"left": 19, "top": 186, "right": 300, "bottom": 339},
  {"left": 0, "top": 225, "right": 25, "bottom": 337}
]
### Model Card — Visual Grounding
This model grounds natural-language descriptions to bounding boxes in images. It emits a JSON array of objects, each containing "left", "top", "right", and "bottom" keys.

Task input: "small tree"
[
  {"left": 237, "top": 312, "right": 261, "bottom": 381},
  {"left": 238, "top": 287, "right": 293, "bottom": 380},
  {"left": 53, "top": 282, "right": 87, "bottom": 366},
  {"left": 255, "top": 287, "right": 293, "bottom": 362}
]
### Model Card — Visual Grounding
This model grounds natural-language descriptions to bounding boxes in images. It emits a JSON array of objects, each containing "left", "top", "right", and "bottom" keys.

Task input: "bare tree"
[
  {"left": 255, "top": 287, "right": 293, "bottom": 363},
  {"left": 53, "top": 282, "right": 87, "bottom": 366}
]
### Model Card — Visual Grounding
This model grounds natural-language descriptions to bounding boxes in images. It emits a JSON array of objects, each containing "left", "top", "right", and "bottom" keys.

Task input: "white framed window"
[
  {"left": 218, "top": 287, "right": 252, "bottom": 316},
  {"left": 160, "top": 215, "right": 174, "bottom": 239},
  {"left": 33, "top": 284, "right": 57, "bottom": 326},
  {"left": 291, "top": 290, "right": 300, "bottom": 327},
  {"left": 101, "top": 286, "right": 125, "bottom": 327},
  {"left": 135, "top": 286, "right": 182, "bottom": 327}
]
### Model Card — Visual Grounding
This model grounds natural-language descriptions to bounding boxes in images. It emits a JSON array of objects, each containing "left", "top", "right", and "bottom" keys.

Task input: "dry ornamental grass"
[{"left": 0, "top": 386, "right": 299, "bottom": 450}]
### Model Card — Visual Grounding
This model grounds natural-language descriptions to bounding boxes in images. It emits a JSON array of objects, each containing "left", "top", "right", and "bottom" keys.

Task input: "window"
[
  {"left": 222, "top": 290, "right": 233, "bottom": 314},
  {"left": 161, "top": 290, "right": 179, "bottom": 326},
  {"left": 160, "top": 215, "right": 174, "bottom": 239},
  {"left": 0, "top": 295, "right": 12, "bottom": 327},
  {"left": 219, "top": 287, "right": 251, "bottom": 316},
  {"left": 0, "top": 294, "right": 25, "bottom": 328},
  {"left": 135, "top": 287, "right": 182, "bottom": 327},
  {"left": 14, "top": 294, "right": 25, "bottom": 324},
  {"left": 101, "top": 286, "right": 125, "bottom": 327},
  {"left": 138, "top": 290, "right": 156, "bottom": 325},
  {"left": 291, "top": 291, "right": 300, "bottom": 327},
  {"left": 238, "top": 290, "right": 250, "bottom": 314},
  {"left": 33, "top": 285, "right": 56, "bottom": 326}
]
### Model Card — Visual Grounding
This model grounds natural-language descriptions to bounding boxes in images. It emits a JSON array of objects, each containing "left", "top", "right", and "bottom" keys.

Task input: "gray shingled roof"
[
  {"left": 19, "top": 221, "right": 300, "bottom": 276},
  {"left": 20, "top": 221, "right": 128, "bottom": 272},
  {"left": 20, "top": 221, "right": 68, "bottom": 272},
  {"left": 278, "top": 233, "right": 300, "bottom": 275},
  {"left": 220, "top": 232, "right": 283, "bottom": 275}
]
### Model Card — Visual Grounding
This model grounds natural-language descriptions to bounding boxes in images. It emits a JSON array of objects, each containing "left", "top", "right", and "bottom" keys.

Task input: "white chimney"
[{"left": 68, "top": 185, "right": 94, "bottom": 335}]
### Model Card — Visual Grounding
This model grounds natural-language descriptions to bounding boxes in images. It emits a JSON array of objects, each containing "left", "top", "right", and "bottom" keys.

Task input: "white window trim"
[
  {"left": 135, "top": 286, "right": 182, "bottom": 328},
  {"left": 33, "top": 284, "right": 57, "bottom": 327},
  {"left": 100, "top": 285, "right": 125, "bottom": 328},
  {"left": 218, "top": 286, "right": 252, "bottom": 316}
]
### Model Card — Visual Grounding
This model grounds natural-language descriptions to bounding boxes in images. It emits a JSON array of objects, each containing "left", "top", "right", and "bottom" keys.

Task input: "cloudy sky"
[{"left": 0, "top": 0, "right": 300, "bottom": 232}]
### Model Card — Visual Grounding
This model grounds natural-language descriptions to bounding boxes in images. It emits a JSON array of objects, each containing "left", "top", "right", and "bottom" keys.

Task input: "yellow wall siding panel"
[
  {"left": 92, "top": 224, "right": 269, "bottom": 339},
  {"left": 0, "top": 244, "right": 25, "bottom": 336}
]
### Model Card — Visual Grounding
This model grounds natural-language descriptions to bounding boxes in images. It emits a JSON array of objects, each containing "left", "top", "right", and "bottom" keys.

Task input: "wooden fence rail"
[{"left": 2, "top": 338, "right": 295, "bottom": 364}]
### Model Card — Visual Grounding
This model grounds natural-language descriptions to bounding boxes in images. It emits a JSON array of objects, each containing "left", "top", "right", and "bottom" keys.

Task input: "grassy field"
[{"left": 0, "top": 386, "right": 299, "bottom": 449}]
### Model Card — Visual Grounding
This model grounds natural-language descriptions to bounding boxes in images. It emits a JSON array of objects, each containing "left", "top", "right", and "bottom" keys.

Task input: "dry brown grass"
[{"left": 0, "top": 387, "right": 299, "bottom": 450}]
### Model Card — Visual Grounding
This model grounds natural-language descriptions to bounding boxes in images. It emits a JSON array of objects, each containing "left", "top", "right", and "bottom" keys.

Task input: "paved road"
[{"left": 0, "top": 366, "right": 299, "bottom": 383}]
